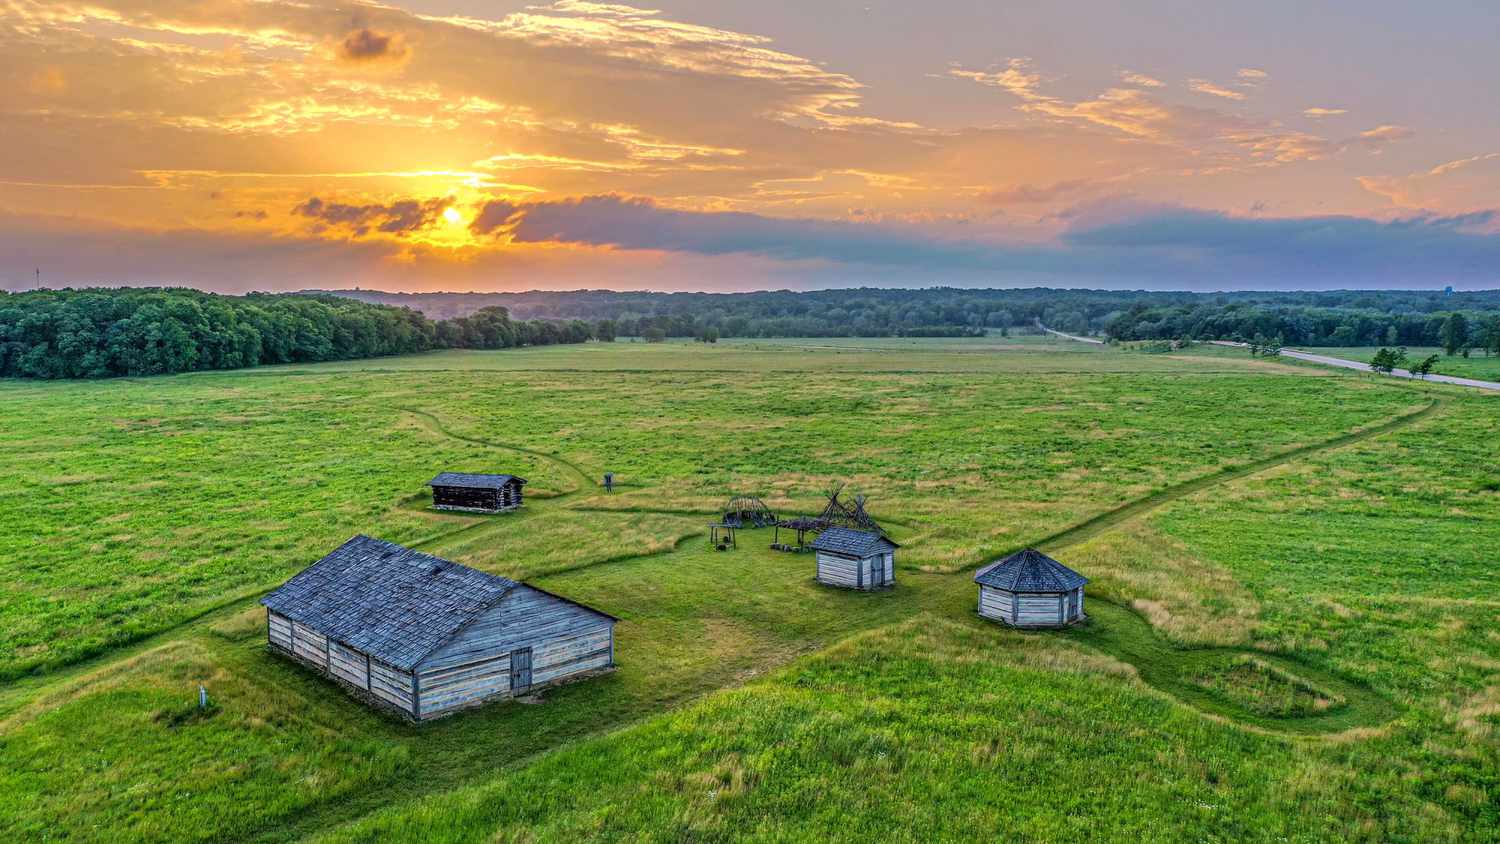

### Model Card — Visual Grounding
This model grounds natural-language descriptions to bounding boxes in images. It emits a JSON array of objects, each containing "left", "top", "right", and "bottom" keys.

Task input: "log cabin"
[
  {"left": 260, "top": 535, "right": 617, "bottom": 721},
  {"left": 810, "top": 527, "right": 898, "bottom": 590},
  {"left": 974, "top": 548, "right": 1087, "bottom": 628},
  {"left": 427, "top": 472, "right": 526, "bottom": 513}
]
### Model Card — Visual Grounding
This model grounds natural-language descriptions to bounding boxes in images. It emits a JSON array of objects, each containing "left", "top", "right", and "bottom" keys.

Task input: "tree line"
[
  {"left": 1107, "top": 303, "right": 1500, "bottom": 353},
  {"left": 0, "top": 288, "right": 600, "bottom": 379},
  {"left": 327, "top": 287, "right": 1500, "bottom": 344}
]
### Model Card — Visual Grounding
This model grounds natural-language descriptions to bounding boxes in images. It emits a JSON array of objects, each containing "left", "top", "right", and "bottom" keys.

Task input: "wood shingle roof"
[
  {"left": 974, "top": 548, "right": 1088, "bottom": 593},
  {"left": 427, "top": 472, "right": 526, "bottom": 490},
  {"left": 810, "top": 527, "right": 898, "bottom": 557},
  {"left": 261, "top": 535, "right": 517, "bottom": 670}
]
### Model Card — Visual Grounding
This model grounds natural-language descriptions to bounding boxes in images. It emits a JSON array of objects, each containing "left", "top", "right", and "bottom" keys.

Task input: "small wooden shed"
[
  {"left": 974, "top": 548, "right": 1088, "bottom": 628},
  {"left": 428, "top": 472, "right": 527, "bottom": 513},
  {"left": 261, "top": 535, "right": 617, "bottom": 721},
  {"left": 810, "top": 527, "right": 898, "bottom": 590}
]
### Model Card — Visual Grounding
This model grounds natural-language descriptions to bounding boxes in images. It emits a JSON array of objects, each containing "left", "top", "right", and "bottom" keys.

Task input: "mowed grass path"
[{"left": 0, "top": 340, "right": 1492, "bottom": 841}]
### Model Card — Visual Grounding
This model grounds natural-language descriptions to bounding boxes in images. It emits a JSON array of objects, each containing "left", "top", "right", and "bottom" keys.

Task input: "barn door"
[
  {"left": 869, "top": 556, "right": 882, "bottom": 587},
  {"left": 509, "top": 647, "right": 533, "bottom": 694}
]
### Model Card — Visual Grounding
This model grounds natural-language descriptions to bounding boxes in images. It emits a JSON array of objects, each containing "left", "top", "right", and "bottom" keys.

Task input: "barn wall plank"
[{"left": 815, "top": 552, "right": 860, "bottom": 588}]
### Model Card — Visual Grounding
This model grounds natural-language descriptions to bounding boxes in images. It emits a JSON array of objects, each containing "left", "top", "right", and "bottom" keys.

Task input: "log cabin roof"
[
  {"left": 261, "top": 535, "right": 520, "bottom": 671},
  {"left": 426, "top": 472, "right": 527, "bottom": 490},
  {"left": 810, "top": 527, "right": 899, "bottom": 557},
  {"left": 973, "top": 548, "right": 1088, "bottom": 593}
]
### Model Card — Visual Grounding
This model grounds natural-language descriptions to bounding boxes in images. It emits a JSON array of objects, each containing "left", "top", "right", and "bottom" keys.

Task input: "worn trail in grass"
[{"left": 399, "top": 402, "right": 1423, "bottom": 739}]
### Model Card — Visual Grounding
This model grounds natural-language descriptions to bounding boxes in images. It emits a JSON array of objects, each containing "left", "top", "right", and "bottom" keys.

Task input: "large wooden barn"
[
  {"left": 974, "top": 548, "right": 1088, "bottom": 628},
  {"left": 811, "top": 527, "right": 898, "bottom": 590},
  {"left": 261, "top": 535, "right": 617, "bottom": 721},
  {"left": 427, "top": 472, "right": 527, "bottom": 513}
]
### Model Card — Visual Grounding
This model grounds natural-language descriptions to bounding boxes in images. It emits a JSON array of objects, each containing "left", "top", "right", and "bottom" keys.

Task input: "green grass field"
[{"left": 0, "top": 338, "right": 1494, "bottom": 842}]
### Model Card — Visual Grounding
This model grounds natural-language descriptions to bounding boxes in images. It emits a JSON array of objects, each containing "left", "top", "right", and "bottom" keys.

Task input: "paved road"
[
  {"left": 1036, "top": 322, "right": 1105, "bottom": 344},
  {"left": 1209, "top": 341, "right": 1500, "bottom": 393}
]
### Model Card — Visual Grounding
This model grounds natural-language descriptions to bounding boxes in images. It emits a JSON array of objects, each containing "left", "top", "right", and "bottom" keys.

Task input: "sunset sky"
[{"left": 4, "top": 0, "right": 1499, "bottom": 292}]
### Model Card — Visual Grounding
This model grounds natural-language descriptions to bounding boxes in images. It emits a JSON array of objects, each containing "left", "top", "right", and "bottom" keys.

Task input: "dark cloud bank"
[{"left": 469, "top": 194, "right": 1500, "bottom": 287}]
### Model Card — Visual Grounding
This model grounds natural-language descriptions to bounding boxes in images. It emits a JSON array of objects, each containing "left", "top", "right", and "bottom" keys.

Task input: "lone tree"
[
  {"left": 1370, "top": 347, "right": 1407, "bottom": 375},
  {"left": 1411, "top": 354, "right": 1439, "bottom": 379},
  {"left": 1369, "top": 348, "right": 1397, "bottom": 374},
  {"left": 1440, "top": 312, "right": 1469, "bottom": 356}
]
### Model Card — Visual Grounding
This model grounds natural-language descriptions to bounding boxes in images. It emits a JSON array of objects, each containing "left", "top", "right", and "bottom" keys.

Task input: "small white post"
[{"left": 198, "top": 684, "right": 208, "bottom": 709}]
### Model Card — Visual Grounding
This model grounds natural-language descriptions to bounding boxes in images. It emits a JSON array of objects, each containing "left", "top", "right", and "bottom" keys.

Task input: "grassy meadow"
[{"left": 0, "top": 337, "right": 1495, "bottom": 842}]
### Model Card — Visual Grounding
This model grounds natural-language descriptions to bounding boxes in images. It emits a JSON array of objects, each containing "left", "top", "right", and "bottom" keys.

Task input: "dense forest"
[
  {"left": 327, "top": 287, "right": 1500, "bottom": 349},
  {"left": 7, "top": 286, "right": 1500, "bottom": 379},
  {"left": 0, "top": 289, "right": 597, "bottom": 379}
]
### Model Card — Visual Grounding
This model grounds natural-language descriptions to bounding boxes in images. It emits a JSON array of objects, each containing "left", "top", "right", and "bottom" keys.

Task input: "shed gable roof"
[
  {"left": 427, "top": 472, "right": 526, "bottom": 490},
  {"left": 261, "top": 535, "right": 518, "bottom": 670},
  {"left": 974, "top": 548, "right": 1088, "bottom": 593},
  {"left": 810, "top": 526, "right": 898, "bottom": 557}
]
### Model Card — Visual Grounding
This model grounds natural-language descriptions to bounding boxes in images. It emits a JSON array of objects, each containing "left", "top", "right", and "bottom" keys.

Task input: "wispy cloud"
[
  {"left": 1118, "top": 71, "right": 1165, "bottom": 88},
  {"left": 1187, "top": 78, "right": 1246, "bottom": 100},
  {"left": 1303, "top": 107, "right": 1347, "bottom": 117}
]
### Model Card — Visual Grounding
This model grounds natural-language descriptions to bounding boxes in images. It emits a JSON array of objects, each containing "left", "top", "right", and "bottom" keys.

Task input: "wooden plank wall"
[
  {"left": 815, "top": 552, "right": 861, "bottom": 589},
  {"left": 1015, "top": 594, "right": 1065, "bottom": 626},
  {"left": 291, "top": 621, "right": 329, "bottom": 669},
  {"left": 416, "top": 586, "right": 614, "bottom": 719},
  {"left": 369, "top": 659, "right": 417, "bottom": 714},
  {"left": 978, "top": 586, "right": 1014, "bottom": 622},
  {"left": 267, "top": 610, "right": 418, "bottom": 718},
  {"left": 268, "top": 611, "right": 293, "bottom": 651},
  {"left": 417, "top": 653, "right": 512, "bottom": 716},
  {"left": 328, "top": 641, "right": 369, "bottom": 689}
]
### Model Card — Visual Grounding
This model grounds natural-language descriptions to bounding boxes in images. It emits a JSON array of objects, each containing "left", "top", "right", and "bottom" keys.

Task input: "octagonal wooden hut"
[
  {"left": 973, "top": 548, "right": 1087, "bottom": 628},
  {"left": 428, "top": 472, "right": 526, "bottom": 513},
  {"left": 261, "top": 535, "right": 617, "bottom": 721}
]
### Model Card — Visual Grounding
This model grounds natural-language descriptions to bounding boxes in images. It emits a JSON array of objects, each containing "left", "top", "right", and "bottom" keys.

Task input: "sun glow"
[{"left": 442, "top": 206, "right": 465, "bottom": 225}]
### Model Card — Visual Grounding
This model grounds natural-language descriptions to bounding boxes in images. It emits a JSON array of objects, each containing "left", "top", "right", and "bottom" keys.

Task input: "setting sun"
[{"left": 442, "top": 207, "right": 464, "bottom": 226}]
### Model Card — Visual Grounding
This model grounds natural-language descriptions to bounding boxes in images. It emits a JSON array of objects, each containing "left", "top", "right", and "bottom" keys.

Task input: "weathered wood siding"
[
  {"left": 415, "top": 585, "right": 613, "bottom": 719},
  {"left": 290, "top": 621, "right": 329, "bottom": 669},
  {"left": 1066, "top": 587, "right": 1084, "bottom": 622},
  {"left": 368, "top": 659, "right": 417, "bottom": 715},
  {"left": 1015, "top": 594, "right": 1066, "bottom": 626},
  {"left": 266, "top": 610, "right": 418, "bottom": 717},
  {"left": 432, "top": 482, "right": 523, "bottom": 513},
  {"left": 818, "top": 551, "right": 894, "bottom": 590},
  {"left": 268, "top": 611, "right": 293, "bottom": 651},
  {"left": 417, "top": 653, "right": 512, "bottom": 716},
  {"left": 977, "top": 586, "right": 1015, "bottom": 622},
  {"left": 816, "top": 551, "right": 861, "bottom": 588},
  {"left": 328, "top": 641, "right": 369, "bottom": 689}
]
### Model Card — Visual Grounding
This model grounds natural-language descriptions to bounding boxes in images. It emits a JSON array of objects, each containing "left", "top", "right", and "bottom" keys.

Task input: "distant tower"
[{"left": 1444, "top": 286, "right": 1454, "bottom": 297}]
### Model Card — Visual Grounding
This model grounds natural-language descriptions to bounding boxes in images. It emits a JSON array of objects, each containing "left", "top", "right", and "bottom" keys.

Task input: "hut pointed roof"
[{"left": 973, "top": 548, "right": 1088, "bottom": 593}]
